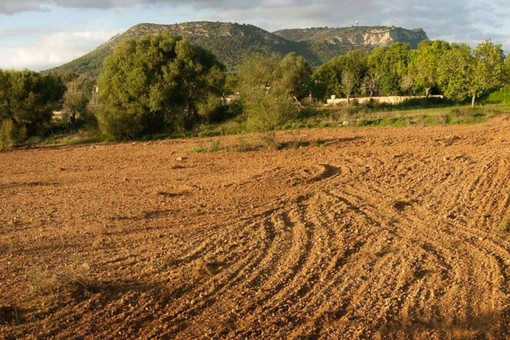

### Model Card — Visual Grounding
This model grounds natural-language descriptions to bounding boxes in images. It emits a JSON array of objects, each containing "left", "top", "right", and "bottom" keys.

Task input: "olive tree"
[
  {"left": 63, "top": 75, "right": 95, "bottom": 129},
  {"left": 97, "top": 33, "right": 225, "bottom": 140},
  {"left": 238, "top": 52, "right": 312, "bottom": 131}
]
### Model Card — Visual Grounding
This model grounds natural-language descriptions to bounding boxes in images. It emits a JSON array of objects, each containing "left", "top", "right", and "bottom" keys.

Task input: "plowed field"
[{"left": 2, "top": 116, "right": 510, "bottom": 339}]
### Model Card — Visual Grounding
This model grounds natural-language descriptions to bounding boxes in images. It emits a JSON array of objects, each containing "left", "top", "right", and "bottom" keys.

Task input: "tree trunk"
[
  {"left": 471, "top": 93, "right": 476, "bottom": 107},
  {"left": 425, "top": 87, "right": 431, "bottom": 98},
  {"left": 184, "top": 102, "right": 196, "bottom": 130},
  {"left": 70, "top": 111, "right": 76, "bottom": 130}
]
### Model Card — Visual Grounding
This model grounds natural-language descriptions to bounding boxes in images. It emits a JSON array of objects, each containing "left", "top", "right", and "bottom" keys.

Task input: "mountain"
[
  {"left": 48, "top": 22, "right": 428, "bottom": 78},
  {"left": 274, "top": 26, "right": 428, "bottom": 62}
]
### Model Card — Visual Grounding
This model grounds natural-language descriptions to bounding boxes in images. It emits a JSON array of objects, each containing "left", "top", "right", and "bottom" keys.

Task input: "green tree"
[
  {"left": 471, "top": 40, "right": 505, "bottom": 106},
  {"left": 63, "top": 75, "right": 94, "bottom": 129},
  {"left": 410, "top": 40, "right": 451, "bottom": 96},
  {"left": 0, "top": 70, "right": 8, "bottom": 117},
  {"left": 437, "top": 43, "right": 474, "bottom": 103},
  {"left": 311, "top": 62, "right": 341, "bottom": 101},
  {"left": 368, "top": 43, "right": 411, "bottom": 95},
  {"left": 238, "top": 53, "right": 307, "bottom": 131},
  {"left": 437, "top": 41, "right": 505, "bottom": 107},
  {"left": 340, "top": 50, "right": 368, "bottom": 102},
  {"left": 311, "top": 50, "right": 367, "bottom": 101},
  {"left": 97, "top": 33, "right": 225, "bottom": 140},
  {"left": 274, "top": 52, "right": 312, "bottom": 101},
  {"left": 503, "top": 56, "right": 510, "bottom": 85},
  {"left": 0, "top": 69, "right": 65, "bottom": 138},
  {"left": 223, "top": 74, "right": 239, "bottom": 95}
]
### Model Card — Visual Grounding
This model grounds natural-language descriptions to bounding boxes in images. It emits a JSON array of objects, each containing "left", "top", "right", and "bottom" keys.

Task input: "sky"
[{"left": 0, "top": 0, "right": 509, "bottom": 71}]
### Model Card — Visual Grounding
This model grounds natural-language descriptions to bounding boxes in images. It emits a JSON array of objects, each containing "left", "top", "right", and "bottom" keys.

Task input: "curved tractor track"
[{"left": 2, "top": 116, "right": 510, "bottom": 339}]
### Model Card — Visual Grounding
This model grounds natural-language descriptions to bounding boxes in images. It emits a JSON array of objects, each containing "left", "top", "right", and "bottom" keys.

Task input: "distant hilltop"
[
  {"left": 48, "top": 21, "right": 428, "bottom": 78},
  {"left": 274, "top": 26, "right": 427, "bottom": 62}
]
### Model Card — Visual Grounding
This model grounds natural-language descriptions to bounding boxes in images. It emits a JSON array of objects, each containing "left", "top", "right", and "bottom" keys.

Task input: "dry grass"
[{"left": 27, "top": 263, "right": 97, "bottom": 303}]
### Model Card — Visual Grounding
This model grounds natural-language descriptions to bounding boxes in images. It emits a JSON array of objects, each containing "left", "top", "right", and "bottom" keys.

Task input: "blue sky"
[{"left": 0, "top": 0, "right": 509, "bottom": 71}]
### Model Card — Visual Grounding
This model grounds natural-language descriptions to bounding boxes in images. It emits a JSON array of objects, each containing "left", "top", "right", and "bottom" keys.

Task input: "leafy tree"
[
  {"left": 170, "top": 39, "right": 226, "bottom": 128},
  {"left": 274, "top": 52, "right": 312, "bottom": 101},
  {"left": 63, "top": 75, "right": 95, "bottom": 129},
  {"left": 339, "top": 50, "right": 368, "bottom": 102},
  {"left": 437, "top": 43, "right": 474, "bottom": 103},
  {"left": 0, "top": 69, "right": 65, "bottom": 138},
  {"left": 311, "top": 62, "right": 341, "bottom": 101},
  {"left": 471, "top": 40, "right": 505, "bottom": 106},
  {"left": 410, "top": 40, "right": 451, "bottom": 96},
  {"left": 311, "top": 50, "right": 367, "bottom": 101},
  {"left": 368, "top": 43, "right": 411, "bottom": 95},
  {"left": 0, "top": 70, "right": 8, "bottom": 116},
  {"left": 97, "top": 33, "right": 225, "bottom": 140},
  {"left": 436, "top": 40, "right": 505, "bottom": 106},
  {"left": 238, "top": 53, "right": 309, "bottom": 131},
  {"left": 223, "top": 74, "right": 240, "bottom": 95},
  {"left": 504, "top": 55, "right": 510, "bottom": 85}
]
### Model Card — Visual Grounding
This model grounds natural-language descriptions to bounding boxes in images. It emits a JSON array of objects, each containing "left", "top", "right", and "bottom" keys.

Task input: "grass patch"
[
  {"left": 41, "top": 129, "right": 105, "bottom": 146},
  {"left": 60, "top": 136, "right": 104, "bottom": 146},
  {"left": 314, "top": 103, "right": 506, "bottom": 128},
  {"left": 313, "top": 138, "right": 326, "bottom": 147},
  {"left": 487, "top": 86, "right": 510, "bottom": 104},
  {"left": 230, "top": 137, "right": 251, "bottom": 152},
  {"left": 191, "top": 139, "right": 223, "bottom": 153},
  {"left": 259, "top": 131, "right": 281, "bottom": 150},
  {"left": 27, "top": 263, "right": 97, "bottom": 304}
]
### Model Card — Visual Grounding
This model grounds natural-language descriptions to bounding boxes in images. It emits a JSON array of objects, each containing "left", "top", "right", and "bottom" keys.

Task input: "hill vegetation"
[
  {"left": 274, "top": 26, "right": 427, "bottom": 62},
  {"left": 1, "top": 28, "right": 509, "bottom": 147},
  {"left": 48, "top": 22, "right": 428, "bottom": 78}
]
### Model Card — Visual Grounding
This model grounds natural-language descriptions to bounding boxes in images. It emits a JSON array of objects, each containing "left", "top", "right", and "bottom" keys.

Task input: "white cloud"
[
  {"left": 0, "top": 0, "right": 44, "bottom": 14},
  {"left": 0, "top": 30, "right": 122, "bottom": 71}
]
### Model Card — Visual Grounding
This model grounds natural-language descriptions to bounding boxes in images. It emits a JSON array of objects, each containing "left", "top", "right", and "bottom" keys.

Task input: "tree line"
[
  {"left": 312, "top": 39, "right": 508, "bottom": 107},
  {"left": 1, "top": 33, "right": 509, "bottom": 146}
]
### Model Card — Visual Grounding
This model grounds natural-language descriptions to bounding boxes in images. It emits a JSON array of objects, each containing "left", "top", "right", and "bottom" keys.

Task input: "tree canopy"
[
  {"left": 97, "top": 33, "right": 225, "bottom": 140},
  {"left": 238, "top": 52, "right": 312, "bottom": 131},
  {"left": 0, "top": 69, "right": 65, "bottom": 139},
  {"left": 63, "top": 75, "right": 95, "bottom": 129},
  {"left": 314, "top": 39, "right": 508, "bottom": 107}
]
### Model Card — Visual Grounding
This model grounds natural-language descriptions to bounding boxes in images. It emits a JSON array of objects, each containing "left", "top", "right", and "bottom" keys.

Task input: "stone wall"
[{"left": 326, "top": 95, "right": 444, "bottom": 106}]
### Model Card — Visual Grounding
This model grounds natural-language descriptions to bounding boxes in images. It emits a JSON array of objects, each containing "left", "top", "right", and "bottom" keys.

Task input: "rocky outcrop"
[{"left": 275, "top": 26, "right": 428, "bottom": 49}]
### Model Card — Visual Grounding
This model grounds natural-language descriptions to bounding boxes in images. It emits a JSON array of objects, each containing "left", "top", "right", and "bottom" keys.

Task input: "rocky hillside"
[
  {"left": 274, "top": 26, "right": 428, "bottom": 61},
  {"left": 48, "top": 22, "right": 428, "bottom": 78}
]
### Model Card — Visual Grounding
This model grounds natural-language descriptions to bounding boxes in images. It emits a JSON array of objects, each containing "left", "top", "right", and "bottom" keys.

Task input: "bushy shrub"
[
  {"left": 238, "top": 53, "right": 311, "bottom": 132},
  {"left": 0, "top": 120, "right": 26, "bottom": 148}
]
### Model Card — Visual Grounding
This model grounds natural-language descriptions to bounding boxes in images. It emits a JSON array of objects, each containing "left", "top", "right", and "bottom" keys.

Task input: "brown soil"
[{"left": 2, "top": 117, "right": 510, "bottom": 339}]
